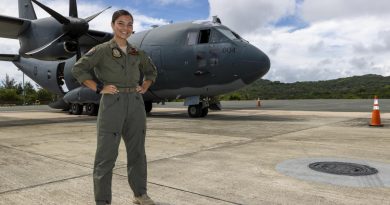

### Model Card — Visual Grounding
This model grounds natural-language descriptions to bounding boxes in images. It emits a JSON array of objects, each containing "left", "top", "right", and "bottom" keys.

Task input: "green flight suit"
[{"left": 72, "top": 39, "right": 157, "bottom": 205}]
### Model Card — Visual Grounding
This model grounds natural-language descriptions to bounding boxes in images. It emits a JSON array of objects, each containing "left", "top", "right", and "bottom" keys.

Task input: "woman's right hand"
[{"left": 100, "top": 85, "right": 119, "bottom": 94}]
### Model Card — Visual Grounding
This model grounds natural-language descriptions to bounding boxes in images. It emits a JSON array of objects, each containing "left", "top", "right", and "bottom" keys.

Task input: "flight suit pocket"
[
  {"left": 135, "top": 94, "right": 145, "bottom": 108},
  {"left": 101, "top": 94, "right": 119, "bottom": 111},
  {"left": 98, "top": 94, "right": 122, "bottom": 132}
]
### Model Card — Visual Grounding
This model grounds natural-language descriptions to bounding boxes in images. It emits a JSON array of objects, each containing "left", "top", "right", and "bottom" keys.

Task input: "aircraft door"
[
  {"left": 151, "top": 48, "right": 162, "bottom": 72},
  {"left": 193, "top": 29, "right": 211, "bottom": 76},
  {"left": 150, "top": 47, "right": 165, "bottom": 85}
]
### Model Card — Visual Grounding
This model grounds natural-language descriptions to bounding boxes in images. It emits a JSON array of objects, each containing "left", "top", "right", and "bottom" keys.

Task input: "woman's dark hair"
[{"left": 112, "top": 9, "right": 133, "bottom": 23}]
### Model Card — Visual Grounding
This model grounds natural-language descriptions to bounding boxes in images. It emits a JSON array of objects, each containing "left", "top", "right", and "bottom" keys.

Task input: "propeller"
[{"left": 27, "top": 0, "right": 111, "bottom": 59}]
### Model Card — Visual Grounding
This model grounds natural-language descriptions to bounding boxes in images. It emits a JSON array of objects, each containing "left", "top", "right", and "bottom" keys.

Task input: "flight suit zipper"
[{"left": 120, "top": 48, "right": 127, "bottom": 84}]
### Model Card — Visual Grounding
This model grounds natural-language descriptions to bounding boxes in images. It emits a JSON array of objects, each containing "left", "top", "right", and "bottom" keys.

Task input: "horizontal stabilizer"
[
  {"left": 0, "top": 54, "right": 20, "bottom": 61},
  {"left": 0, "top": 15, "right": 31, "bottom": 39}
]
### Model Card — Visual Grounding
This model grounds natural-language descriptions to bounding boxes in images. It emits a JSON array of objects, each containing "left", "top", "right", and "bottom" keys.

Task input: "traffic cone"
[
  {"left": 257, "top": 98, "right": 261, "bottom": 107},
  {"left": 369, "top": 96, "right": 383, "bottom": 127}
]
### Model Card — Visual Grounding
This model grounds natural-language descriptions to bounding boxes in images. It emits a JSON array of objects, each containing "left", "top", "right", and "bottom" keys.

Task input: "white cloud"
[
  {"left": 301, "top": 0, "right": 390, "bottom": 22},
  {"left": 209, "top": 0, "right": 295, "bottom": 34},
  {"left": 245, "top": 16, "right": 390, "bottom": 82},
  {"left": 153, "top": 0, "right": 194, "bottom": 6},
  {"left": 208, "top": 0, "right": 390, "bottom": 82}
]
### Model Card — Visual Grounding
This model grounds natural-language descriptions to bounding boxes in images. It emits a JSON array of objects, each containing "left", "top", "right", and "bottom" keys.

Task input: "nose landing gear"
[{"left": 188, "top": 103, "right": 209, "bottom": 118}]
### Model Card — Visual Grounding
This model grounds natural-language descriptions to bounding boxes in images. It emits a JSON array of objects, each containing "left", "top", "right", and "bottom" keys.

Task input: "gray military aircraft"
[{"left": 0, "top": 0, "right": 270, "bottom": 117}]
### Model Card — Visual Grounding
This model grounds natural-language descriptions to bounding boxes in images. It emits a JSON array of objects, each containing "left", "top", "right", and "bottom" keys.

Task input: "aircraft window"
[
  {"left": 210, "top": 29, "right": 228, "bottom": 43},
  {"left": 216, "top": 28, "right": 247, "bottom": 42},
  {"left": 198, "top": 29, "right": 211, "bottom": 44},
  {"left": 187, "top": 32, "right": 198, "bottom": 45}
]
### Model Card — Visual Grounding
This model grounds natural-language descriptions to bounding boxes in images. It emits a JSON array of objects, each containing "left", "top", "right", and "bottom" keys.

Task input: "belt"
[{"left": 117, "top": 87, "right": 137, "bottom": 93}]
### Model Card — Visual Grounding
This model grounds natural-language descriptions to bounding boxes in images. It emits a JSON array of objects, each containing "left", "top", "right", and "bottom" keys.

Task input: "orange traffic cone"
[{"left": 369, "top": 96, "right": 383, "bottom": 127}]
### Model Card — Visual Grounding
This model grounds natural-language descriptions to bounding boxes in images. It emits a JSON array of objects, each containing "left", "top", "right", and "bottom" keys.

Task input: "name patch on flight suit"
[{"left": 112, "top": 48, "right": 122, "bottom": 58}]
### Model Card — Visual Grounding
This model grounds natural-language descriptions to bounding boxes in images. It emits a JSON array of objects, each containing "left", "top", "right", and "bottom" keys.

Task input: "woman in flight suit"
[{"left": 72, "top": 10, "right": 157, "bottom": 205}]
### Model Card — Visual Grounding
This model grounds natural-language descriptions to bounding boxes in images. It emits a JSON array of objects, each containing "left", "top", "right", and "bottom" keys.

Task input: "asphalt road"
[{"left": 1, "top": 99, "right": 389, "bottom": 113}]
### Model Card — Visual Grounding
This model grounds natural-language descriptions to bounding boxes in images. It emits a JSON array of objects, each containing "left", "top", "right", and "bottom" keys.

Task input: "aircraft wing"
[
  {"left": 0, "top": 15, "right": 31, "bottom": 39},
  {"left": 0, "top": 54, "right": 19, "bottom": 61}
]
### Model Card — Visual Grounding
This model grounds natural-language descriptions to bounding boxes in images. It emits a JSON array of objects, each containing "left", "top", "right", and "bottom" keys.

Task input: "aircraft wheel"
[
  {"left": 68, "top": 104, "right": 74, "bottom": 114},
  {"left": 85, "top": 103, "right": 98, "bottom": 116},
  {"left": 144, "top": 101, "right": 152, "bottom": 113},
  {"left": 200, "top": 107, "right": 209, "bottom": 117},
  {"left": 71, "top": 103, "right": 83, "bottom": 115},
  {"left": 188, "top": 104, "right": 202, "bottom": 118}
]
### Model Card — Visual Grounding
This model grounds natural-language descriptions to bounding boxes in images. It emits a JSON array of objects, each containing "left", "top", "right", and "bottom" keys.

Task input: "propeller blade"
[
  {"left": 84, "top": 6, "right": 112, "bottom": 22},
  {"left": 31, "top": 0, "right": 70, "bottom": 24},
  {"left": 25, "top": 33, "right": 67, "bottom": 56},
  {"left": 69, "top": 0, "right": 78, "bottom": 18}
]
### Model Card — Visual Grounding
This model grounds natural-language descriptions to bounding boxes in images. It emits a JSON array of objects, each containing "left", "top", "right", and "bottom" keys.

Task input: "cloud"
[
  {"left": 153, "top": 0, "right": 195, "bottom": 6},
  {"left": 242, "top": 15, "right": 390, "bottom": 82},
  {"left": 209, "top": 0, "right": 296, "bottom": 34},
  {"left": 209, "top": 0, "right": 390, "bottom": 82},
  {"left": 301, "top": 0, "right": 390, "bottom": 22}
]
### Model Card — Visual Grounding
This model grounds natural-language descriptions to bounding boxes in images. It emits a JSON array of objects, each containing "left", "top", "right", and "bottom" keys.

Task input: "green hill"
[{"left": 220, "top": 74, "right": 390, "bottom": 100}]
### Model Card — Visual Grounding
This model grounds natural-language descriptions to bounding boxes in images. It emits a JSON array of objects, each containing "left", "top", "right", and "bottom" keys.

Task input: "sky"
[{"left": 1, "top": 0, "right": 390, "bottom": 85}]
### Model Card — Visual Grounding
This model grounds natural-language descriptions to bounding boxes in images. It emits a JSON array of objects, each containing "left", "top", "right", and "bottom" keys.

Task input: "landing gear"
[
  {"left": 188, "top": 103, "right": 209, "bottom": 118},
  {"left": 69, "top": 103, "right": 83, "bottom": 115},
  {"left": 144, "top": 101, "right": 153, "bottom": 113},
  {"left": 85, "top": 103, "right": 99, "bottom": 116},
  {"left": 200, "top": 107, "right": 208, "bottom": 117}
]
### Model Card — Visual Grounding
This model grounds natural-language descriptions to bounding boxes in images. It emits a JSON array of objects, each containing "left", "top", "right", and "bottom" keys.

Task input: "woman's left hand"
[
  {"left": 136, "top": 80, "right": 153, "bottom": 94},
  {"left": 136, "top": 85, "right": 147, "bottom": 94}
]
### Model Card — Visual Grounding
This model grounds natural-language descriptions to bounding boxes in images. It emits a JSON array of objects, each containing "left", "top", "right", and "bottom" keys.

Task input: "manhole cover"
[{"left": 308, "top": 162, "right": 378, "bottom": 176}]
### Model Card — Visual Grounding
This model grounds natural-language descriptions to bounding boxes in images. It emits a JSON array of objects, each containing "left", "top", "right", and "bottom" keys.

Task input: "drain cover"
[{"left": 308, "top": 162, "right": 378, "bottom": 176}]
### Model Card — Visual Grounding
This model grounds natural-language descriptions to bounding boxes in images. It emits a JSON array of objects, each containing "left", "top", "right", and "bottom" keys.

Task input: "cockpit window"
[
  {"left": 187, "top": 28, "right": 240, "bottom": 45},
  {"left": 210, "top": 29, "right": 228, "bottom": 43},
  {"left": 216, "top": 28, "right": 246, "bottom": 42},
  {"left": 187, "top": 32, "right": 198, "bottom": 45},
  {"left": 198, "top": 29, "right": 211, "bottom": 44}
]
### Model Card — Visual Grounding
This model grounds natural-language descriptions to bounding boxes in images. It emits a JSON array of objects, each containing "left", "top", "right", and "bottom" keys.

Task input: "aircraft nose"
[{"left": 238, "top": 45, "right": 270, "bottom": 84}]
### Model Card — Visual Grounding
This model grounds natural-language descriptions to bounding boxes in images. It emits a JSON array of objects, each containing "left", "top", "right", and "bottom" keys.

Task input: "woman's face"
[{"left": 111, "top": 15, "right": 133, "bottom": 40}]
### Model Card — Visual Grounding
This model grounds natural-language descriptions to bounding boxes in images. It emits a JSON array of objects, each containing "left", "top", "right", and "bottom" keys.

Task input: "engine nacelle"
[{"left": 63, "top": 41, "right": 78, "bottom": 53}]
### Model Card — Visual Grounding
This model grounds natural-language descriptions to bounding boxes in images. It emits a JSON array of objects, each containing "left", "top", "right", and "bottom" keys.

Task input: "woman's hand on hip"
[
  {"left": 136, "top": 85, "right": 147, "bottom": 94},
  {"left": 101, "top": 85, "right": 119, "bottom": 94}
]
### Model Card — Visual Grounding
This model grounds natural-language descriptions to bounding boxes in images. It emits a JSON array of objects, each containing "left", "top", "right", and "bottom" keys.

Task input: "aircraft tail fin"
[
  {"left": 19, "top": 0, "right": 37, "bottom": 20},
  {"left": 0, "top": 54, "right": 20, "bottom": 62}
]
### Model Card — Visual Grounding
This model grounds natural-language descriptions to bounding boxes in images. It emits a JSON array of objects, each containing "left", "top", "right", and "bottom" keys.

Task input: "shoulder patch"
[
  {"left": 129, "top": 47, "right": 139, "bottom": 55},
  {"left": 85, "top": 47, "right": 96, "bottom": 57}
]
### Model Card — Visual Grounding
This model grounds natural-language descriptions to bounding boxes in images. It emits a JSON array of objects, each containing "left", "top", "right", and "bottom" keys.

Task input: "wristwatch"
[{"left": 96, "top": 83, "right": 104, "bottom": 94}]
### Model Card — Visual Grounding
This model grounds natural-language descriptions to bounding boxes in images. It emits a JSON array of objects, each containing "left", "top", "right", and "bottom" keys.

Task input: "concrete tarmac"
[{"left": 0, "top": 100, "right": 389, "bottom": 205}]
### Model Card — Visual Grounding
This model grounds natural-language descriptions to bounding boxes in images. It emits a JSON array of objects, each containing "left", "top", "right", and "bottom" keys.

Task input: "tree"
[
  {"left": 24, "top": 81, "right": 36, "bottom": 95},
  {"left": 0, "top": 89, "right": 22, "bottom": 104},
  {"left": 37, "top": 88, "right": 54, "bottom": 103},
  {"left": 1, "top": 74, "right": 17, "bottom": 89}
]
